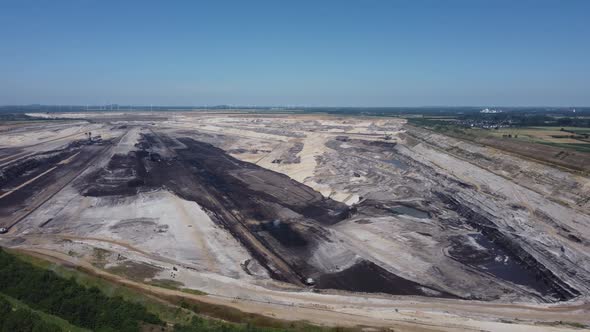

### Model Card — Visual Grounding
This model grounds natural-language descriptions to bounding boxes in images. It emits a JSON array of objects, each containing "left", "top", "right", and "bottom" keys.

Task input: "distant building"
[{"left": 480, "top": 108, "right": 503, "bottom": 114}]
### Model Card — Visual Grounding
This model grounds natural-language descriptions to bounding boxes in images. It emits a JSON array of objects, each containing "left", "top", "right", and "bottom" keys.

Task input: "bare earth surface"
[{"left": 1, "top": 111, "right": 590, "bottom": 331}]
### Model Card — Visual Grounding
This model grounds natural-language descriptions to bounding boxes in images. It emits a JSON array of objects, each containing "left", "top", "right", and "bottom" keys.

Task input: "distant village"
[
  {"left": 458, "top": 120, "right": 512, "bottom": 129},
  {"left": 456, "top": 109, "right": 511, "bottom": 129}
]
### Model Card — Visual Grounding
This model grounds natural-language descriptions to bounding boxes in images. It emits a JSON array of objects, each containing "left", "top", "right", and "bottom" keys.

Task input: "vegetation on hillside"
[
  {"left": 0, "top": 249, "right": 355, "bottom": 332},
  {"left": 0, "top": 248, "right": 162, "bottom": 332},
  {"left": 0, "top": 296, "right": 62, "bottom": 332}
]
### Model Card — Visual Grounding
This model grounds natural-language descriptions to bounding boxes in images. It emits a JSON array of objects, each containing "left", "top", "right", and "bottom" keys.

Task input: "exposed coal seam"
[
  {"left": 436, "top": 192, "right": 580, "bottom": 301},
  {"left": 79, "top": 135, "right": 328, "bottom": 284},
  {"left": 165, "top": 137, "right": 354, "bottom": 282},
  {"left": 165, "top": 138, "right": 459, "bottom": 297},
  {"left": 317, "top": 260, "right": 458, "bottom": 298},
  {"left": 173, "top": 137, "right": 352, "bottom": 226},
  {"left": 0, "top": 143, "right": 82, "bottom": 188},
  {"left": 78, "top": 134, "right": 457, "bottom": 297},
  {"left": 82, "top": 151, "right": 147, "bottom": 197}
]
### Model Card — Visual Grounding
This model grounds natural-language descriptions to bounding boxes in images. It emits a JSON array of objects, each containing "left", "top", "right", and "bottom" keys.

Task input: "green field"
[
  {"left": 538, "top": 142, "right": 590, "bottom": 153},
  {"left": 420, "top": 124, "right": 590, "bottom": 151},
  {"left": 488, "top": 126, "right": 590, "bottom": 149}
]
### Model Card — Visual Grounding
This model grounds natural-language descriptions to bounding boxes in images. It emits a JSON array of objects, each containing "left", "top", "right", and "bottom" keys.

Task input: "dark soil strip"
[
  {"left": 436, "top": 192, "right": 580, "bottom": 301},
  {"left": 76, "top": 133, "right": 459, "bottom": 297},
  {"left": 317, "top": 260, "right": 457, "bottom": 298}
]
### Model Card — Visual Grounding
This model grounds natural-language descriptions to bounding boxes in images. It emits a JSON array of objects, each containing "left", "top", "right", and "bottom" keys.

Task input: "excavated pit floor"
[
  {"left": 2, "top": 114, "right": 590, "bottom": 313},
  {"left": 73, "top": 132, "right": 450, "bottom": 297}
]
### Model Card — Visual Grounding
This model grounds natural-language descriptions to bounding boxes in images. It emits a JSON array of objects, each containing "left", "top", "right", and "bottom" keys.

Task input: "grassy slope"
[
  {"left": 0, "top": 293, "right": 89, "bottom": 332},
  {"left": 10, "top": 250, "right": 198, "bottom": 326}
]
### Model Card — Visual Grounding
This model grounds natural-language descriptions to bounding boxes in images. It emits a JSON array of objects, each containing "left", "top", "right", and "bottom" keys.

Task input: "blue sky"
[{"left": 1, "top": 0, "right": 589, "bottom": 106}]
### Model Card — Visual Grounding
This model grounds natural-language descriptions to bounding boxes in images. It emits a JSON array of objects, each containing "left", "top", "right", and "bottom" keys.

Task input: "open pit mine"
[{"left": 1, "top": 111, "right": 589, "bottom": 331}]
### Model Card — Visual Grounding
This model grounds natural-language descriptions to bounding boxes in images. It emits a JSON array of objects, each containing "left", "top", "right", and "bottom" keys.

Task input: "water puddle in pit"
[
  {"left": 389, "top": 205, "right": 429, "bottom": 219},
  {"left": 453, "top": 233, "right": 552, "bottom": 294},
  {"left": 385, "top": 158, "right": 409, "bottom": 171}
]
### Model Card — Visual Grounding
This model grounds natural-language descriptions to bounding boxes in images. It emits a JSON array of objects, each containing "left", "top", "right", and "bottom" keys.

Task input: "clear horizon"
[
  {"left": 3, "top": 104, "right": 588, "bottom": 109},
  {"left": 1, "top": 0, "right": 589, "bottom": 106}
]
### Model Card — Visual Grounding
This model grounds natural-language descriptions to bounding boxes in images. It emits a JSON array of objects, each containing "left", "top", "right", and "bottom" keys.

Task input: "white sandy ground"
[
  {"left": 161, "top": 114, "right": 404, "bottom": 205},
  {"left": 0, "top": 121, "right": 116, "bottom": 149},
  {"left": 112, "top": 126, "right": 143, "bottom": 154},
  {"left": 9, "top": 125, "right": 261, "bottom": 281},
  {"left": 0, "top": 121, "right": 126, "bottom": 174}
]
